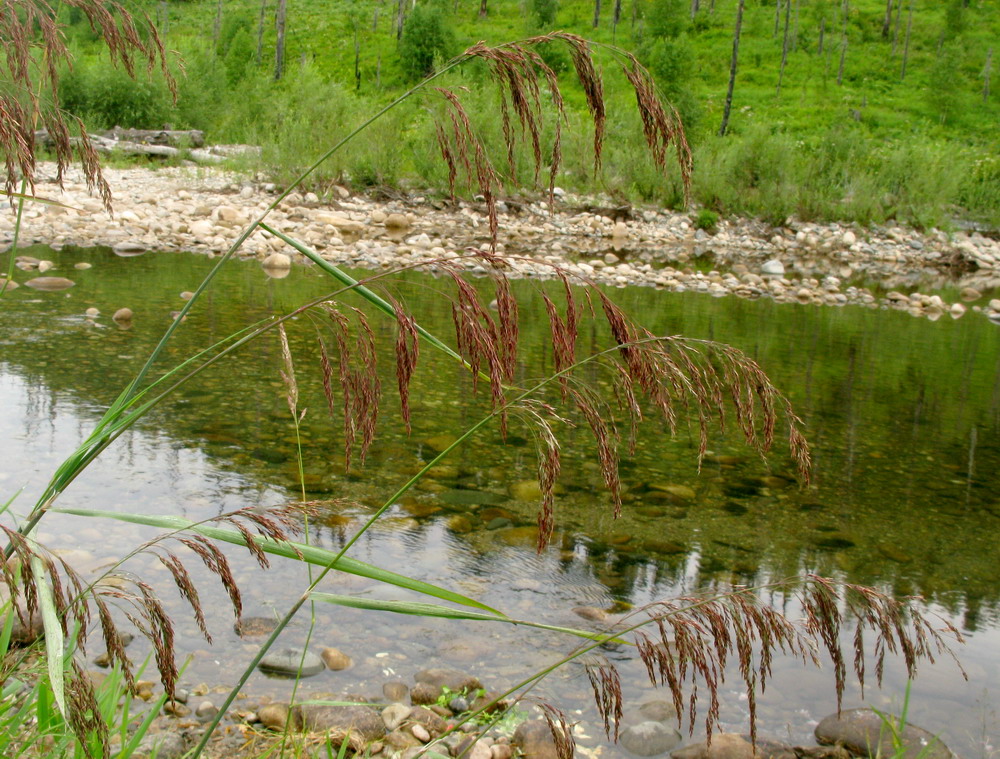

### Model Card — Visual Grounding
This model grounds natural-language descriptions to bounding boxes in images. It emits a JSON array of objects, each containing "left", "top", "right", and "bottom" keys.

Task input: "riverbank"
[{"left": 4, "top": 163, "right": 1000, "bottom": 322}]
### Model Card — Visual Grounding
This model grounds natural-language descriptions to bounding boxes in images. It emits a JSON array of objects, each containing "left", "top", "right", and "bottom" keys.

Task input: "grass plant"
[{"left": 1, "top": 6, "right": 966, "bottom": 758}]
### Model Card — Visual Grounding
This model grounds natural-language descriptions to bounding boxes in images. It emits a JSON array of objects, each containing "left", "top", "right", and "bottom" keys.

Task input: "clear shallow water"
[{"left": 2, "top": 245, "right": 998, "bottom": 756}]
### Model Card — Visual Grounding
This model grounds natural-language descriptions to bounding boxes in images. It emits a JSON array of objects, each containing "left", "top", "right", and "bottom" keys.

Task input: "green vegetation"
[
  {"left": 0, "top": 7, "right": 967, "bottom": 756},
  {"left": 48, "top": 0, "right": 1000, "bottom": 228}
]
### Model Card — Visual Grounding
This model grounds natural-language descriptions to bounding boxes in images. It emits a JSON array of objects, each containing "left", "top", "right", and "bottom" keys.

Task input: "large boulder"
[
  {"left": 291, "top": 703, "right": 385, "bottom": 742},
  {"left": 815, "top": 708, "right": 954, "bottom": 759}
]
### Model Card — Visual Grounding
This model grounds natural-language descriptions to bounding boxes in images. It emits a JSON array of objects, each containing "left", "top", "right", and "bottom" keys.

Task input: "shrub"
[
  {"left": 532, "top": 0, "right": 559, "bottom": 27},
  {"left": 693, "top": 208, "right": 719, "bottom": 233},
  {"left": 398, "top": 3, "right": 453, "bottom": 82},
  {"left": 59, "top": 59, "right": 173, "bottom": 129}
]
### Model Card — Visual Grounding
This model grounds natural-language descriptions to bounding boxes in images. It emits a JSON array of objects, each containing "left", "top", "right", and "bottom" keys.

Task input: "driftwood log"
[
  {"left": 102, "top": 127, "right": 205, "bottom": 147},
  {"left": 33, "top": 129, "right": 259, "bottom": 165}
]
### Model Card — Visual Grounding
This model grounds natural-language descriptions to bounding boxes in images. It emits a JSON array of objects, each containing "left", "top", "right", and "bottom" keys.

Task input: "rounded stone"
[
  {"left": 382, "top": 681, "right": 409, "bottom": 703},
  {"left": 637, "top": 700, "right": 676, "bottom": 722},
  {"left": 291, "top": 703, "right": 385, "bottom": 741},
  {"left": 512, "top": 721, "right": 560, "bottom": 759},
  {"left": 258, "top": 647, "right": 325, "bottom": 678},
  {"left": 195, "top": 700, "right": 218, "bottom": 720},
  {"left": 618, "top": 721, "right": 681, "bottom": 756},
  {"left": 411, "top": 724, "right": 431, "bottom": 743},
  {"left": 672, "top": 734, "right": 795, "bottom": 759},
  {"left": 385, "top": 213, "right": 410, "bottom": 230},
  {"left": 320, "top": 646, "right": 353, "bottom": 671},
  {"left": 24, "top": 276, "right": 75, "bottom": 291},
  {"left": 258, "top": 703, "right": 290, "bottom": 730},
  {"left": 113, "top": 307, "right": 134, "bottom": 322},
  {"left": 262, "top": 252, "right": 292, "bottom": 269},
  {"left": 85, "top": 307, "right": 100, "bottom": 318},
  {"left": 382, "top": 703, "right": 412, "bottom": 731}
]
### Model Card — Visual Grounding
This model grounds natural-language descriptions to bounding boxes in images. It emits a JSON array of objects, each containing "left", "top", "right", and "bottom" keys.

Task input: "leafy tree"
[
  {"left": 532, "top": 0, "right": 559, "bottom": 27},
  {"left": 646, "top": 0, "right": 689, "bottom": 39},
  {"left": 643, "top": 35, "right": 701, "bottom": 129},
  {"left": 398, "top": 3, "right": 453, "bottom": 82}
]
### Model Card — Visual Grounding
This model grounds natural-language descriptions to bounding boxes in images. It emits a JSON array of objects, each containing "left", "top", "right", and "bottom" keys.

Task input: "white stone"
[
  {"left": 190, "top": 220, "right": 214, "bottom": 237},
  {"left": 761, "top": 259, "right": 785, "bottom": 275},
  {"left": 262, "top": 252, "right": 291, "bottom": 269}
]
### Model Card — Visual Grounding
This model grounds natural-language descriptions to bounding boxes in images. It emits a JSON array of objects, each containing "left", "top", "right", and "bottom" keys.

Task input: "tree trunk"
[
  {"left": 818, "top": 17, "right": 825, "bottom": 55},
  {"left": 613, "top": 0, "right": 622, "bottom": 42},
  {"left": 479, "top": 0, "right": 488, "bottom": 17},
  {"left": 773, "top": 0, "right": 781, "bottom": 38},
  {"left": 213, "top": 0, "right": 223, "bottom": 50},
  {"left": 159, "top": 0, "right": 169, "bottom": 36},
  {"left": 837, "top": 36, "right": 847, "bottom": 85},
  {"left": 985, "top": 47, "right": 993, "bottom": 103},
  {"left": 690, "top": 0, "right": 699, "bottom": 20},
  {"left": 255, "top": 0, "right": 267, "bottom": 66},
  {"left": 891, "top": 0, "right": 902, "bottom": 55},
  {"left": 837, "top": 0, "right": 848, "bottom": 85},
  {"left": 396, "top": 0, "right": 404, "bottom": 40},
  {"left": 274, "top": 0, "right": 286, "bottom": 81},
  {"left": 900, "top": 0, "right": 913, "bottom": 80},
  {"left": 719, "top": 0, "right": 744, "bottom": 137},
  {"left": 792, "top": 0, "right": 799, "bottom": 51},
  {"left": 881, "top": 0, "right": 893, "bottom": 38},
  {"left": 593, "top": 0, "right": 601, "bottom": 28},
  {"left": 776, "top": 0, "right": 791, "bottom": 95},
  {"left": 354, "top": 22, "right": 361, "bottom": 91}
]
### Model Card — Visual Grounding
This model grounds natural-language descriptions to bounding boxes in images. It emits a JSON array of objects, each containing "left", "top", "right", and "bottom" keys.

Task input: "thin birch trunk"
[
  {"left": 984, "top": 47, "right": 993, "bottom": 103},
  {"left": 776, "top": 0, "right": 791, "bottom": 95},
  {"left": 274, "top": 0, "right": 286, "bottom": 81},
  {"left": 719, "top": 0, "right": 744, "bottom": 137},
  {"left": 256, "top": 0, "right": 267, "bottom": 66},
  {"left": 900, "top": 0, "right": 913, "bottom": 80}
]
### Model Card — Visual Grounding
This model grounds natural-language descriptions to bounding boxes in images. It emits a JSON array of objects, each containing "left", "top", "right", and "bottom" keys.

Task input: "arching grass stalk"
[
  {"left": 7, "top": 44, "right": 484, "bottom": 546},
  {"left": 0, "top": 179, "right": 28, "bottom": 299},
  {"left": 186, "top": 326, "right": 804, "bottom": 756}
]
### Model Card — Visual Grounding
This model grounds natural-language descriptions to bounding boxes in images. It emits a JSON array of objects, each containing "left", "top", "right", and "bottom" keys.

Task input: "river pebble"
[{"left": 9, "top": 163, "right": 998, "bottom": 326}]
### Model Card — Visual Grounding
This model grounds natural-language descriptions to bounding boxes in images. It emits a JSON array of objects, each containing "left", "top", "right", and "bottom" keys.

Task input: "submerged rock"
[
  {"left": 24, "top": 276, "right": 74, "bottom": 290},
  {"left": 320, "top": 646, "right": 353, "bottom": 670},
  {"left": 619, "top": 721, "right": 681, "bottom": 756},
  {"left": 815, "top": 709, "right": 955, "bottom": 759},
  {"left": 258, "top": 647, "right": 324, "bottom": 678},
  {"left": 671, "top": 734, "right": 794, "bottom": 759},
  {"left": 414, "top": 667, "right": 482, "bottom": 696}
]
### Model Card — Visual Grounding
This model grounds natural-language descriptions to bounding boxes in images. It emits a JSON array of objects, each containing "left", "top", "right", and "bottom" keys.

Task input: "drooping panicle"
[{"left": 387, "top": 295, "right": 420, "bottom": 434}]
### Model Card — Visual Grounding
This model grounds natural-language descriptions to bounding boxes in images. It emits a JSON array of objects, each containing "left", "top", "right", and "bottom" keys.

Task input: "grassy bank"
[{"left": 56, "top": 1, "right": 1000, "bottom": 227}]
